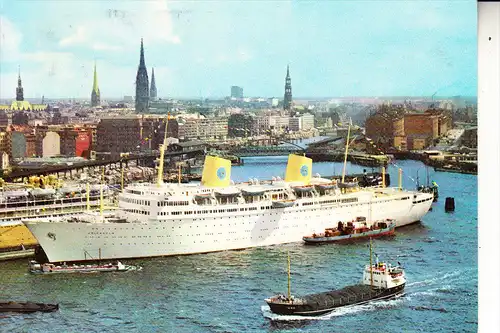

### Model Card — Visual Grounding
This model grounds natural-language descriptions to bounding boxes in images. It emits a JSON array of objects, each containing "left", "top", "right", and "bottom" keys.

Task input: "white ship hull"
[{"left": 24, "top": 190, "right": 433, "bottom": 262}]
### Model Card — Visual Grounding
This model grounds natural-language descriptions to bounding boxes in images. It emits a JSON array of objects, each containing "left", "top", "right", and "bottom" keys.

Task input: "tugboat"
[
  {"left": 29, "top": 260, "right": 141, "bottom": 274},
  {"left": 303, "top": 217, "right": 395, "bottom": 244},
  {"left": 265, "top": 240, "right": 406, "bottom": 316},
  {"left": 0, "top": 301, "right": 59, "bottom": 313}
]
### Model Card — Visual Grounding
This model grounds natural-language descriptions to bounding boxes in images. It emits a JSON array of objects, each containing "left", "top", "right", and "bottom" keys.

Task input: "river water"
[{"left": 0, "top": 158, "right": 477, "bottom": 333}]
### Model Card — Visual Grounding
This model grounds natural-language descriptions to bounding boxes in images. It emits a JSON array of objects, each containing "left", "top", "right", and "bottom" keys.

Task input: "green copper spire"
[
  {"left": 91, "top": 61, "right": 100, "bottom": 106},
  {"left": 93, "top": 62, "right": 99, "bottom": 93}
]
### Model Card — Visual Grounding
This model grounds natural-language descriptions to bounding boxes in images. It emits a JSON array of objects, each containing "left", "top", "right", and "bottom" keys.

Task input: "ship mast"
[
  {"left": 369, "top": 238, "right": 373, "bottom": 289},
  {"left": 341, "top": 124, "right": 351, "bottom": 183},
  {"left": 178, "top": 164, "right": 182, "bottom": 184},
  {"left": 157, "top": 113, "right": 170, "bottom": 187},
  {"left": 86, "top": 182, "right": 90, "bottom": 211},
  {"left": 287, "top": 251, "right": 291, "bottom": 300},
  {"left": 121, "top": 164, "right": 124, "bottom": 193},
  {"left": 100, "top": 167, "right": 104, "bottom": 216}
]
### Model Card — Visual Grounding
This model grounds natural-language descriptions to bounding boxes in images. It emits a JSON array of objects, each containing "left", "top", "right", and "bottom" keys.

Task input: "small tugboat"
[
  {"left": 303, "top": 217, "right": 395, "bottom": 244},
  {"left": 29, "top": 260, "right": 141, "bottom": 274},
  {"left": 0, "top": 301, "right": 59, "bottom": 313},
  {"left": 265, "top": 240, "right": 406, "bottom": 316}
]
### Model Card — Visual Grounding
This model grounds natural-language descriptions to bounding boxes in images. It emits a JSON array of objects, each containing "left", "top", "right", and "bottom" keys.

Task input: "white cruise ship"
[{"left": 24, "top": 153, "right": 433, "bottom": 263}]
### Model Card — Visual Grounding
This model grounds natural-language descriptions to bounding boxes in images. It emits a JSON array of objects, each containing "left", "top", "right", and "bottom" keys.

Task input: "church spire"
[
  {"left": 283, "top": 64, "right": 292, "bottom": 111},
  {"left": 150, "top": 67, "right": 157, "bottom": 101},
  {"left": 135, "top": 38, "right": 150, "bottom": 113},
  {"left": 91, "top": 61, "right": 101, "bottom": 107},
  {"left": 92, "top": 62, "right": 99, "bottom": 93},
  {"left": 16, "top": 65, "right": 24, "bottom": 101},
  {"left": 139, "top": 38, "right": 146, "bottom": 68}
]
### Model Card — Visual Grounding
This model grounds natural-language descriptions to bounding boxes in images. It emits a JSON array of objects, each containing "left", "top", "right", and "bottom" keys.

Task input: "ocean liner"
[{"left": 23, "top": 150, "right": 433, "bottom": 263}]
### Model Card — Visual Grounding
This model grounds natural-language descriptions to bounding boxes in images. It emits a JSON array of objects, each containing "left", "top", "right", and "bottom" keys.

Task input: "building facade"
[
  {"left": 230, "top": 86, "right": 244, "bottom": 99},
  {"left": 25, "top": 133, "right": 36, "bottom": 157},
  {"left": 289, "top": 117, "right": 301, "bottom": 131},
  {"left": 35, "top": 126, "right": 49, "bottom": 157},
  {"left": 42, "top": 131, "right": 61, "bottom": 157},
  {"left": 228, "top": 113, "right": 255, "bottom": 137},
  {"left": 96, "top": 117, "right": 141, "bottom": 159},
  {"left": 58, "top": 128, "right": 78, "bottom": 156},
  {"left": 365, "top": 112, "right": 405, "bottom": 150},
  {"left": 301, "top": 113, "right": 315, "bottom": 130},
  {"left": 460, "top": 127, "right": 477, "bottom": 148},
  {"left": 366, "top": 107, "right": 453, "bottom": 151},
  {"left": 180, "top": 117, "right": 228, "bottom": 141},
  {"left": 0, "top": 110, "right": 8, "bottom": 128},
  {"left": 0, "top": 132, "right": 10, "bottom": 157},
  {"left": 140, "top": 116, "right": 179, "bottom": 150},
  {"left": 10, "top": 131, "right": 27, "bottom": 158},
  {"left": 12, "top": 112, "right": 29, "bottom": 126},
  {"left": 76, "top": 130, "right": 92, "bottom": 158}
]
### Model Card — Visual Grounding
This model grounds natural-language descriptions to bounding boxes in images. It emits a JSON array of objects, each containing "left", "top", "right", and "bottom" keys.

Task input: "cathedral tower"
[
  {"left": 16, "top": 66, "right": 24, "bottom": 101},
  {"left": 283, "top": 65, "right": 292, "bottom": 111},
  {"left": 135, "top": 38, "right": 149, "bottom": 113},
  {"left": 150, "top": 67, "right": 157, "bottom": 101}
]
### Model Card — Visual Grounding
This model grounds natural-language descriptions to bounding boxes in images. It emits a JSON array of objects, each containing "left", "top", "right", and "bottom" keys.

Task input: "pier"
[{"left": 0, "top": 249, "right": 35, "bottom": 261}]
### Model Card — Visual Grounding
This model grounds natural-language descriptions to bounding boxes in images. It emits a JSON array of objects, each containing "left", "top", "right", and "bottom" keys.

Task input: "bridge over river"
[{"left": 2, "top": 148, "right": 204, "bottom": 182}]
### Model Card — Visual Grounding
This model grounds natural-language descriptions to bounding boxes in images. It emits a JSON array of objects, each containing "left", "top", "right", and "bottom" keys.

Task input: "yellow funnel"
[
  {"left": 201, "top": 155, "right": 231, "bottom": 188},
  {"left": 285, "top": 154, "right": 312, "bottom": 184}
]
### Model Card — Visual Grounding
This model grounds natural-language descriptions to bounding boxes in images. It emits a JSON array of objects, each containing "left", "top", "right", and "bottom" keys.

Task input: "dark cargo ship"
[
  {"left": 265, "top": 242, "right": 406, "bottom": 316},
  {"left": 0, "top": 302, "right": 59, "bottom": 313}
]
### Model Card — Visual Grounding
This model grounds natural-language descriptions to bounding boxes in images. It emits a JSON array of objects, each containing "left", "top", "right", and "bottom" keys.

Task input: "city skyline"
[{"left": 0, "top": 0, "right": 477, "bottom": 99}]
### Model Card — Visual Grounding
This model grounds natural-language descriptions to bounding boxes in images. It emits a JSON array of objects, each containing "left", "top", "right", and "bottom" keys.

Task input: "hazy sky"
[{"left": 0, "top": 0, "right": 477, "bottom": 99}]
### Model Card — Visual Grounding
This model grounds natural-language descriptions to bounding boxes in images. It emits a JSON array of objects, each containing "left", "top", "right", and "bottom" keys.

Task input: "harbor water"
[{"left": 0, "top": 159, "right": 477, "bottom": 333}]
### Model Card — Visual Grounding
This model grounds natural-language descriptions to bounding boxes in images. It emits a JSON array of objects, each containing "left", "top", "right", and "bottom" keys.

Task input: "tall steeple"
[
  {"left": 135, "top": 38, "right": 149, "bottom": 113},
  {"left": 16, "top": 65, "right": 24, "bottom": 101},
  {"left": 91, "top": 61, "right": 100, "bottom": 107},
  {"left": 283, "top": 64, "right": 292, "bottom": 111},
  {"left": 150, "top": 68, "right": 157, "bottom": 101}
]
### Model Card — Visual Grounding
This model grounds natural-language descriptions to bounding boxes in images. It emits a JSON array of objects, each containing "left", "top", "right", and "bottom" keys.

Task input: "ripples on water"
[{"left": 0, "top": 160, "right": 477, "bottom": 333}]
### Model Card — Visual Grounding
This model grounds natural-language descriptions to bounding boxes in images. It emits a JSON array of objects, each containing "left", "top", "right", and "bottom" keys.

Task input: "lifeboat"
[
  {"left": 314, "top": 183, "right": 337, "bottom": 191},
  {"left": 292, "top": 185, "right": 314, "bottom": 194},
  {"left": 2, "top": 190, "right": 29, "bottom": 198},
  {"left": 214, "top": 187, "right": 241, "bottom": 197},
  {"left": 30, "top": 188, "right": 56, "bottom": 197},
  {"left": 272, "top": 200, "right": 296, "bottom": 208},
  {"left": 337, "top": 182, "right": 358, "bottom": 189},
  {"left": 58, "top": 186, "right": 84, "bottom": 195},
  {"left": 241, "top": 186, "right": 267, "bottom": 196}
]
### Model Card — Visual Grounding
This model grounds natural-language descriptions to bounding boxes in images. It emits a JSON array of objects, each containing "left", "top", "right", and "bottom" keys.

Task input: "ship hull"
[
  {"left": 24, "top": 191, "right": 433, "bottom": 263},
  {"left": 266, "top": 283, "right": 405, "bottom": 316}
]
